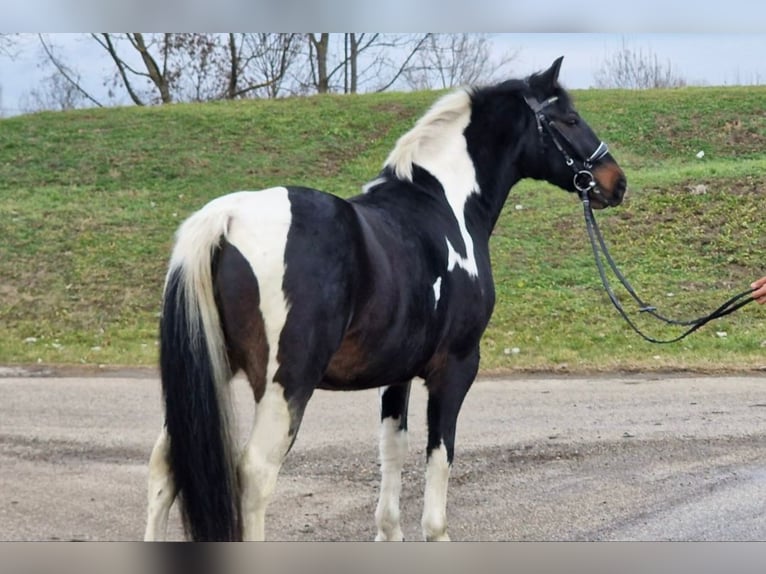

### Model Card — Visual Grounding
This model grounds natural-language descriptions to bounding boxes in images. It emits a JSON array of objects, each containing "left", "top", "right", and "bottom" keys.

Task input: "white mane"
[
  {"left": 379, "top": 87, "right": 481, "bottom": 278},
  {"left": 383, "top": 88, "right": 473, "bottom": 182}
]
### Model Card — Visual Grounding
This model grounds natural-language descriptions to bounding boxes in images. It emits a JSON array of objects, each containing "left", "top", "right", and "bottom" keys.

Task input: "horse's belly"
[
  {"left": 319, "top": 336, "right": 379, "bottom": 390},
  {"left": 318, "top": 331, "right": 427, "bottom": 391}
]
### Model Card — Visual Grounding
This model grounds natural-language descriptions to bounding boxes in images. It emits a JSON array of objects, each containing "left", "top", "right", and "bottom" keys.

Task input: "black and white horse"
[{"left": 144, "top": 57, "right": 626, "bottom": 541}]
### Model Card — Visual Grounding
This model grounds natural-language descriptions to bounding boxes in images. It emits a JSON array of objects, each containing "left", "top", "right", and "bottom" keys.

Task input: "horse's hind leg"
[
  {"left": 215, "top": 239, "right": 297, "bottom": 542},
  {"left": 216, "top": 236, "right": 341, "bottom": 541},
  {"left": 375, "top": 382, "right": 411, "bottom": 541},
  {"left": 236, "top": 330, "right": 346, "bottom": 540},
  {"left": 421, "top": 351, "right": 479, "bottom": 541},
  {"left": 238, "top": 379, "right": 308, "bottom": 541},
  {"left": 144, "top": 427, "right": 176, "bottom": 541},
  {"left": 218, "top": 190, "right": 358, "bottom": 540},
  {"left": 237, "top": 353, "right": 328, "bottom": 541}
]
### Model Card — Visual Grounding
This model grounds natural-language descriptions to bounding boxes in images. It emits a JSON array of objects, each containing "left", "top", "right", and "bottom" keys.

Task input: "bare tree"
[
  {"left": 0, "top": 33, "right": 18, "bottom": 58},
  {"left": 22, "top": 68, "right": 92, "bottom": 112},
  {"left": 169, "top": 34, "right": 222, "bottom": 102},
  {"left": 31, "top": 34, "right": 302, "bottom": 107},
  {"left": 27, "top": 32, "right": 524, "bottom": 112},
  {"left": 340, "top": 33, "right": 430, "bottom": 94},
  {"left": 594, "top": 41, "right": 686, "bottom": 89},
  {"left": 306, "top": 34, "right": 331, "bottom": 93},
  {"left": 403, "top": 34, "right": 517, "bottom": 90},
  {"left": 89, "top": 33, "right": 175, "bottom": 105},
  {"left": 224, "top": 33, "right": 302, "bottom": 99},
  {"left": 301, "top": 33, "right": 431, "bottom": 95},
  {"left": 138, "top": 33, "right": 300, "bottom": 101},
  {"left": 38, "top": 35, "right": 104, "bottom": 107},
  {"left": 345, "top": 33, "right": 358, "bottom": 94},
  {"left": 0, "top": 34, "right": 11, "bottom": 115},
  {"left": 93, "top": 33, "right": 302, "bottom": 104},
  {"left": 366, "top": 34, "right": 432, "bottom": 93}
]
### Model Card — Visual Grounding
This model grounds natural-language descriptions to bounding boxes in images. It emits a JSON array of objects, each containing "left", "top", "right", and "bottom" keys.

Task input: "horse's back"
[{"left": 204, "top": 186, "right": 361, "bottom": 280}]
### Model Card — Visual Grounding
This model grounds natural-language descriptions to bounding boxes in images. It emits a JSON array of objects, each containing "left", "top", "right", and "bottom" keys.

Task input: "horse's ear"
[
  {"left": 548, "top": 56, "right": 564, "bottom": 82},
  {"left": 530, "top": 56, "right": 564, "bottom": 92}
]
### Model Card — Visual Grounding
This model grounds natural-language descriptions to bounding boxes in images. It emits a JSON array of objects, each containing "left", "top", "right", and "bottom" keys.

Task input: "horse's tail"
[{"left": 159, "top": 202, "right": 241, "bottom": 541}]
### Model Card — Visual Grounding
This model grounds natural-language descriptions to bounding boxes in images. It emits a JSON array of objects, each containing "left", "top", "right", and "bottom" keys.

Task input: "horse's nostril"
[{"left": 614, "top": 177, "right": 627, "bottom": 199}]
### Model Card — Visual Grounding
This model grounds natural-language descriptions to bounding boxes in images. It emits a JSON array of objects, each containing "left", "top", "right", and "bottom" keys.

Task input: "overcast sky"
[
  {"left": 2, "top": 33, "right": 766, "bottom": 116},
  {"left": 499, "top": 34, "right": 766, "bottom": 88}
]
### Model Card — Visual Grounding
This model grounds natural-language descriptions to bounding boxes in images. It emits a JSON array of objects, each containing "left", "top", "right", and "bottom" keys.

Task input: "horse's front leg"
[
  {"left": 374, "top": 382, "right": 411, "bottom": 541},
  {"left": 421, "top": 350, "right": 479, "bottom": 541}
]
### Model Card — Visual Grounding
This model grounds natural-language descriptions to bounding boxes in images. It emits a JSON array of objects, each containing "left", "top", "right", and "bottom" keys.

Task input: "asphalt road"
[{"left": 2, "top": 368, "right": 766, "bottom": 541}]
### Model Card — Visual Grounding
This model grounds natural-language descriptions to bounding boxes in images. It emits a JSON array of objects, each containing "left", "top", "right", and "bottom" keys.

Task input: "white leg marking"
[
  {"left": 375, "top": 416, "right": 408, "bottom": 541},
  {"left": 421, "top": 444, "right": 451, "bottom": 541},
  {"left": 239, "top": 382, "right": 293, "bottom": 541},
  {"left": 432, "top": 277, "right": 442, "bottom": 310},
  {"left": 225, "top": 187, "right": 294, "bottom": 541},
  {"left": 144, "top": 428, "right": 175, "bottom": 541}
]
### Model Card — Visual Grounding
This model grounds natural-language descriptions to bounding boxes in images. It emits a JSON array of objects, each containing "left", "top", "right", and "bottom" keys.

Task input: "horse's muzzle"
[{"left": 591, "top": 165, "right": 627, "bottom": 209}]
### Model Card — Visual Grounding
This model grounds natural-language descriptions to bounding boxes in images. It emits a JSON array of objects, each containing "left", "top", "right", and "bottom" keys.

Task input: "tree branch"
[
  {"left": 129, "top": 33, "right": 172, "bottom": 103},
  {"left": 375, "top": 33, "right": 432, "bottom": 92},
  {"left": 93, "top": 33, "right": 146, "bottom": 105},
  {"left": 38, "top": 34, "right": 104, "bottom": 107}
]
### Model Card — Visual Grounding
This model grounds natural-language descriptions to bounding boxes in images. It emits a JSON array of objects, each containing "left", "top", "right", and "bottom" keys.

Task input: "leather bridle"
[
  {"left": 524, "top": 92, "right": 756, "bottom": 343},
  {"left": 523, "top": 94, "right": 610, "bottom": 195}
]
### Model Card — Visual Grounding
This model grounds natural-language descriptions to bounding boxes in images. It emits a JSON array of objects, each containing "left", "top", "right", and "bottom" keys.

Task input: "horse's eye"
[{"left": 564, "top": 116, "right": 579, "bottom": 126}]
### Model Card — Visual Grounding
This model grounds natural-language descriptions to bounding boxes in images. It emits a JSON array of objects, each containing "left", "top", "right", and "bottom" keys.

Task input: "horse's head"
[{"left": 521, "top": 56, "right": 626, "bottom": 209}]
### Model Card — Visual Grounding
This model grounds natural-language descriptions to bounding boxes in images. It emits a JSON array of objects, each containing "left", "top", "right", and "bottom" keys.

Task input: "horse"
[{"left": 143, "top": 56, "right": 626, "bottom": 542}]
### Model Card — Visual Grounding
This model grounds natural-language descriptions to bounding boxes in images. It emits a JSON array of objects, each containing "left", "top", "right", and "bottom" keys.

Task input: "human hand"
[{"left": 751, "top": 276, "right": 766, "bottom": 304}]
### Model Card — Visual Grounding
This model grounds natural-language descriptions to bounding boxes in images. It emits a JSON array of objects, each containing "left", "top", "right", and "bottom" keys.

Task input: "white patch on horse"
[
  {"left": 238, "top": 382, "right": 293, "bottom": 541},
  {"left": 421, "top": 444, "right": 451, "bottom": 541},
  {"left": 383, "top": 89, "right": 480, "bottom": 279},
  {"left": 445, "top": 238, "right": 479, "bottom": 276},
  {"left": 143, "top": 428, "right": 174, "bottom": 541},
  {"left": 362, "top": 176, "right": 386, "bottom": 194},
  {"left": 223, "top": 187, "right": 295, "bottom": 540},
  {"left": 432, "top": 277, "right": 442, "bottom": 310},
  {"left": 375, "top": 415, "right": 408, "bottom": 541}
]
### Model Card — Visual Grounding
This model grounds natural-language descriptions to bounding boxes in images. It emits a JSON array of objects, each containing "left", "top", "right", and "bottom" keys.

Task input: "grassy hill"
[{"left": 2, "top": 86, "right": 766, "bottom": 373}]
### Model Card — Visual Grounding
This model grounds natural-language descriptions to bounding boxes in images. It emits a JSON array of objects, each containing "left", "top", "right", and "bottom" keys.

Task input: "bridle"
[
  {"left": 523, "top": 93, "right": 609, "bottom": 196},
  {"left": 525, "top": 92, "right": 756, "bottom": 344}
]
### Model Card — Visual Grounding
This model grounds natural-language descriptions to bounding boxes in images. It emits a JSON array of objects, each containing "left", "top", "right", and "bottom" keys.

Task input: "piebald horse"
[{"left": 144, "top": 57, "right": 626, "bottom": 541}]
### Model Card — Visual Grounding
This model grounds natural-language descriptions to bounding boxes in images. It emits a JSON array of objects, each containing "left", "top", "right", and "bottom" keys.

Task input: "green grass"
[{"left": 2, "top": 86, "right": 765, "bottom": 373}]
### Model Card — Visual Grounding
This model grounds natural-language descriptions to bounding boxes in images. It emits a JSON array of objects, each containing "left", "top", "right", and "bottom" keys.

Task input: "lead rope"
[
  {"left": 523, "top": 92, "right": 757, "bottom": 341},
  {"left": 580, "top": 190, "right": 756, "bottom": 344}
]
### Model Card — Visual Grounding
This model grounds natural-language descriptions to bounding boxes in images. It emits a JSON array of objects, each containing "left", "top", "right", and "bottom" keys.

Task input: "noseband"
[{"left": 523, "top": 94, "right": 609, "bottom": 194}]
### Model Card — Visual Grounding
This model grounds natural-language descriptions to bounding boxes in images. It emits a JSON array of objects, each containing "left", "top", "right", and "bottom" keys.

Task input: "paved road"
[{"left": 2, "top": 369, "right": 766, "bottom": 541}]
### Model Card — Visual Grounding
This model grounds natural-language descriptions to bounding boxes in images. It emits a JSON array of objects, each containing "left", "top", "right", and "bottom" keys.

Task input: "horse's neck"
[
  {"left": 461, "top": 100, "right": 526, "bottom": 233},
  {"left": 415, "top": 150, "right": 520, "bottom": 237},
  {"left": 461, "top": 165, "right": 521, "bottom": 237}
]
